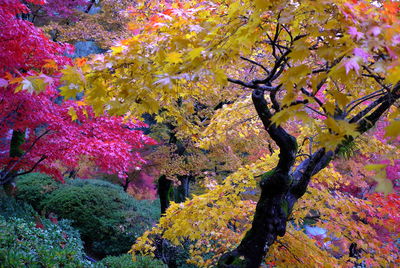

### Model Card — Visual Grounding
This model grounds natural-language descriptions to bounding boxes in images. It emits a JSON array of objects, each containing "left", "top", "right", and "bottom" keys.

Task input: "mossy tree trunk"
[{"left": 3, "top": 130, "right": 25, "bottom": 194}]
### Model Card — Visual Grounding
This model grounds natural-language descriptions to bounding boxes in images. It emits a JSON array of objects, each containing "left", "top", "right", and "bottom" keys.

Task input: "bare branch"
[
  {"left": 305, "top": 105, "right": 327, "bottom": 117},
  {"left": 346, "top": 91, "right": 385, "bottom": 114},
  {"left": 240, "top": 56, "right": 269, "bottom": 74},
  {"left": 0, "top": 129, "right": 50, "bottom": 182},
  {"left": 15, "top": 155, "right": 47, "bottom": 177},
  {"left": 362, "top": 65, "right": 390, "bottom": 91},
  {"left": 252, "top": 88, "right": 297, "bottom": 173}
]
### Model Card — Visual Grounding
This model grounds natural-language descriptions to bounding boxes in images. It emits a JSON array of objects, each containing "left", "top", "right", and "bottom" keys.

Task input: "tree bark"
[
  {"left": 158, "top": 175, "right": 173, "bottom": 214},
  {"left": 3, "top": 130, "right": 25, "bottom": 195},
  {"left": 175, "top": 175, "right": 191, "bottom": 203}
]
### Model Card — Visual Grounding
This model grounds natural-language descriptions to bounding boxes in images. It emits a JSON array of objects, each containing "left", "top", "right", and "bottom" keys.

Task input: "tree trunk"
[
  {"left": 158, "top": 175, "right": 173, "bottom": 214},
  {"left": 175, "top": 175, "right": 191, "bottom": 203},
  {"left": 3, "top": 130, "right": 25, "bottom": 195}
]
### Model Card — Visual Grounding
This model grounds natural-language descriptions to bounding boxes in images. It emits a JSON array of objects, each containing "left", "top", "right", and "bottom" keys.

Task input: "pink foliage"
[
  {"left": 127, "top": 168, "right": 158, "bottom": 200},
  {"left": 0, "top": 86, "right": 156, "bottom": 181},
  {"left": 0, "top": 0, "right": 73, "bottom": 76},
  {"left": 0, "top": 0, "right": 157, "bottom": 182}
]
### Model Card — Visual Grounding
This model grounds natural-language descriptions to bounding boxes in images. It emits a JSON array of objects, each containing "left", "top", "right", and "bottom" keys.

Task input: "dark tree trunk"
[
  {"left": 175, "top": 175, "right": 191, "bottom": 203},
  {"left": 122, "top": 179, "right": 129, "bottom": 192},
  {"left": 3, "top": 130, "right": 25, "bottom": 195},
  {"left": 158, "top": 175, "right": 173, "bottom": 214}
]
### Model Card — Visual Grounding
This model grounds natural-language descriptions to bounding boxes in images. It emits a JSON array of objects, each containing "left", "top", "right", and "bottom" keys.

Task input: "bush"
[
  {"left": 0, "top": 193, "right": 89, "bottom": 267},
  {"left": 0, "top": 192, "right": 37, "bottom": 221},
  {"left": 41, "top": 179, "right": 160, "bottom": 256},
  {"left": 16, "top": 172, "right": 61, "bottom": 211},
  {"left": 95, "top": 254, "right": 166, "bottom": 268},
  {"left": 0, "top": 216, "right": 90, "bottom": 267}
]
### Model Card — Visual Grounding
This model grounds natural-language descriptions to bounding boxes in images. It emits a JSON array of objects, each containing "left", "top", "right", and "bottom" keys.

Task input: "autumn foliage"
[
  {"left": 1, "top": 0, "right": 399, "bottom": 267},
  {"left": 0, "top": 0, "right": 156, "bottom": 187}
]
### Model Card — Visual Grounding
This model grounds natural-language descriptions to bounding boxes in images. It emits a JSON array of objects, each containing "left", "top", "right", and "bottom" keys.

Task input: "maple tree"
[
  {"left": 38, "top": 0, "right": 400, "bottom": 266},
  {"left": 0, "top": 0, "right": 156, "bottom": 191}
]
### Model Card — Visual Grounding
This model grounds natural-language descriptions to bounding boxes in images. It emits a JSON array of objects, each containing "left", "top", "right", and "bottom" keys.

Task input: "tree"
[
  {"left": 57, "top": 0, "right": 399, "bottom": 266},
  {"left": 0, "top": 0, "right": 156, "bottom": 189}
]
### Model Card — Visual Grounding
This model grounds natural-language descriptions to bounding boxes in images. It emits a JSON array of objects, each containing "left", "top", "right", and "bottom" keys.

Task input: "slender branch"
[
  {"left": 346, "top": 91, "right": 385, "bottom": 114},
  {"left": 349, "top": 92, "right": 393, "bottom": 124},
  {"left": 305, "top": 105, "right": 327, "bottom": 117},
  {"left": 15, "top": 155, "right": 47, "bottom": 177},
  {"left": 362, "top": 65, "right": 390, "bottom": 90},
  {"left": 240, "top": 56, "right": 269, "bottom": 74},
  {"left": 0, "top": 129, "right": 50, "bottom": 182},
  {"left": 300, "top": 88, "right": 325, "bottom": 112},
  {"left": 281, "top": 24, "right": 293, "bottom": 43}
]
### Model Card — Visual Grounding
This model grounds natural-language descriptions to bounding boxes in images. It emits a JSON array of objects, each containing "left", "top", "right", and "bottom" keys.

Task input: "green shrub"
[
  {"left": 0, "top": 216, "right": 90, "bottom": 268},
  {"left": 0, "top": 194, "right": 89, "bottom": 267},
  {"left": 16, "top": 172, "right": 61, "bottom": 211},
  {"left": 95, "top": 254, "right": 166, "bottom": 268},
  {"left": 41, "top": 179, "right": 160, "bottom": 256},
  {"left": 0, "top": 192, "right": 37, "bottom": 221}
]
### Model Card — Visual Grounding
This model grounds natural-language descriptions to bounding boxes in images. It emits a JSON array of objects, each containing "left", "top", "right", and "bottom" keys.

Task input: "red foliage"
[
  {"left": 0, "top": 0, "right": 156, "bottom": 182},
  {"left": 0, "top": 0, "right": 73, "bottom": 77}
]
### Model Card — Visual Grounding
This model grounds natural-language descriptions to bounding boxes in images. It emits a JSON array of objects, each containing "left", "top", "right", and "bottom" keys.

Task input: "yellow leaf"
[
  {"left": 214, "top": 69, "right": 227, "bottom": 86},
  {"left": 187, "top": 47, "right": 204, "bottom": 60},
  {"left": 289, "top": 40, "right": 310, "bottom": 62},
  {"left": 227, "top": 1, "right": 241, "bottom": 18},
  {"left": 386, "top": 65, "right": 400, "bottom": 84},
  {"left": 254, "top": 0, "right": 269, "bottom": 9},
  {"left": 324, "top": 102, "right": 335, "bottom": 115},
  {"left": 166, "top": 52, "right": 183, "bottom": 64},
  {"left": 111, "top": 45, "right": 125, "bottom": 55},
  {"left": 68, "top": 107, "right": 78, "bottom": 121},
  {"left": 384, "top": 120, "right": 400, "bottom": 140},
  {"left": 364, "top": 164, "right": 387, "bottom": 171},
  {"left": 271, "top": 109, "right": 290, "bottom": 126},
  {"left": 329, "top": 90, "right": 349, "bottom": 109}
]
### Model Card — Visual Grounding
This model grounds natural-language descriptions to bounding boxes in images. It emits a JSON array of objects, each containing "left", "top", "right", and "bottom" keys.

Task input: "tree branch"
[
  {"left": 240, "top": 56, "right": 269, "bottom": 74},
  {"left": 14, "top": 155, "right": 47, "bottom": 177},
  {"left": 252, "top": 89, "right": 297, "bottom": 173},
  {"left": 227, "top": 78, "right": 278, "bottom": 91}
]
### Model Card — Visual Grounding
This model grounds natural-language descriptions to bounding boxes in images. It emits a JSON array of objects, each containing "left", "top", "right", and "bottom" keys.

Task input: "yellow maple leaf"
[
  {"left": 68, "top": 107, "right": 78, "bottom": 121},
  {"left": 187, "top": 47, "right": 204, "bottom": 60},
  {"left": 166, "top": 52, "right": 183, "bottom": 64}
]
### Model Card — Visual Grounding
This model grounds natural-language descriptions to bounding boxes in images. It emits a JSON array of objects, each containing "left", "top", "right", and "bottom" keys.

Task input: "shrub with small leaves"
[
  {"left": 0, "top": 216, "right": 90, "bottom": 267},
  {"left": 95, "top": 254, "right": 166, "bottom": 268}
]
